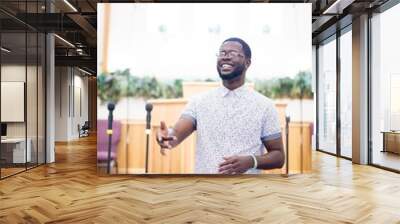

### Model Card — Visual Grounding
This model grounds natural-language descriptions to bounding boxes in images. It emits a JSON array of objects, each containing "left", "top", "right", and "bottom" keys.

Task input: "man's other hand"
[
  {"left": 218, "top": 155, "right": 254, "bottom": 174},
  {"left": 156, "top": 121, "right": 177, "bottom": 155}
]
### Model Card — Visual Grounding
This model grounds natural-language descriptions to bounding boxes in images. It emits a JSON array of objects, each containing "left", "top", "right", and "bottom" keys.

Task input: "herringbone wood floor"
[{"left": 1, "top": 135, "right": 400, "bottom": 224}]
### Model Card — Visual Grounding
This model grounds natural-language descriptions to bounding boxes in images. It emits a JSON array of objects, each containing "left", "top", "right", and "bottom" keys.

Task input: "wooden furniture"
[
  {"left": 116, "top": 100, "right": 196, "bottom": 174},
  {"left": 115, "top": 82, "right": 312, "bottom": 174},
  {"left": 116, "top": 120, "right": 312, "bottom": 174},
  {"left": 115, "top": 99, "right": 312, "bottom": 174},
  {"left": 381, "top": 131, "right": 400, "bottom": 154},
  {"left": 287, "top": 122, "right": 312, "bottom": 173}
]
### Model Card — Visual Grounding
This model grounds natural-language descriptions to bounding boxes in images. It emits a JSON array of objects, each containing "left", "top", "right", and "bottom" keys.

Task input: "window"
[
  {"left": 317, "top": 37, "right": 337, "bottom": 154},
  {"left": 370, "top": 3, "right": 400, "bottom": 171},
  {"left": 340, "top": 29, "right": 352, "bottom": 158}
]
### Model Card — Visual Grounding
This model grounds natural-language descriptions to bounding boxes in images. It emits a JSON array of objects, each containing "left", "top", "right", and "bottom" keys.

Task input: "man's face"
[{"left": 217, "top": 41, "right": 249, "bottom": 81}]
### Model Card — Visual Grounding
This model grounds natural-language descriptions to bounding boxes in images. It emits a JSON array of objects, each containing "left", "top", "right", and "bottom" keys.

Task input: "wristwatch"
[{"left": 250, "top": 154, "right": 258, "bottom": 169}]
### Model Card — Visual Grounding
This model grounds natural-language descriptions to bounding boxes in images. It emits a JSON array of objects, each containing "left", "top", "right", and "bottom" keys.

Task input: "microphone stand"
[
  {"left": 300, "top": 88, "right": 304, "bottom": 173},
  {"left": 145, "top": 103, "right": 153, "bottom": 173},
  {"left": 285, "top": 115, "right": 290, "bottom": 175},
  {"left": 107, "top": 103, "right": 115, "bottom": 174},
  {"left": 145, "top": 130, "right": 150, "bottom": 173}
]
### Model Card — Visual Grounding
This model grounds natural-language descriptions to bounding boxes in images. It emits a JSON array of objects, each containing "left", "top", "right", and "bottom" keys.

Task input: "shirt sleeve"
[
  {"left": 260, "top": 103, "right": 282, "bottom": 141},
  {"left": 180, "top": 97, "right": 197, "bottom": 129}
]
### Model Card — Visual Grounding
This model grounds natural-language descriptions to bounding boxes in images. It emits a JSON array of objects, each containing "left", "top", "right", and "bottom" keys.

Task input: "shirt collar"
[{"left": 219, "top": 83, "right": 248, "bottom": 98}]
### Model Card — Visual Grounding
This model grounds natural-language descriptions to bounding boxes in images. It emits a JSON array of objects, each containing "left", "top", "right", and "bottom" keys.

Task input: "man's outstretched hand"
[
  {"left": 156, "top": 121, "right": 177, "bottom": 156},
  {"left": 218, "top": 155, "right": 254, "bottom": 174}
]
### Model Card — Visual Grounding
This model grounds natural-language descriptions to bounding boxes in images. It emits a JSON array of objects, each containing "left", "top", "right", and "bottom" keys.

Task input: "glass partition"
[
  {"left": 1, "top": 31, "right": 28, "bottom": 178},
  {"left": 0, "top": 1, "right": 46, "bottom": 179},
  {"left": 317, "top": 36, "right": 337, "bottom": 155},
  {"left": 27, "top": 30, "right": 38, "bottom": 169}
]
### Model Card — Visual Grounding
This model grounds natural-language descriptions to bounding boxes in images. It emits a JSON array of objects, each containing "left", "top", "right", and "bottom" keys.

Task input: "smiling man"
[{"left": 156, "top": 37, "right": 285, "bottom": 174}]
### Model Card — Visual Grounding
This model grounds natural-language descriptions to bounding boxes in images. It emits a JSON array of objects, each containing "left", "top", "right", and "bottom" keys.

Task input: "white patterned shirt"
[{"left": 181, "top": 84, "right": 282, "bottom": 174}]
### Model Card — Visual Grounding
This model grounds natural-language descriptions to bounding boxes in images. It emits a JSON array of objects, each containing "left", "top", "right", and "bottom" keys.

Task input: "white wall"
[
  {"left": 1, "top": 65, "right": 40, "bottom": 137},
  {"left": 55, "top": 66, "right": 69, "bottom": 141},
  {"left": 1, "top": 65, "right": 27, "bottom": 141},
  {"left": 75, "top": 70, "right": 89, "bottom": 138},
  {"left": 55, "top": 67, "right": 89, "bottom": 141}
]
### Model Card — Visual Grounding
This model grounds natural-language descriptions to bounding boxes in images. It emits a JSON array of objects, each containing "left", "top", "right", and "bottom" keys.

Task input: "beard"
[{"left": 217, "top": 64, "right": 245, "bottom": 81}]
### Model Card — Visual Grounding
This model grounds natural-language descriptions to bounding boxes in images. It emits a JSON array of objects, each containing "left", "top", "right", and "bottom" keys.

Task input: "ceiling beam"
[
  {"left": 322, "top": 0, "right": 356, "bottom": 14},
  {"left": 55, "top": 55, "right": 96, "bottom": 69},
  {"left": 67, "top": 13, "right": 97, "bottom": 39}
]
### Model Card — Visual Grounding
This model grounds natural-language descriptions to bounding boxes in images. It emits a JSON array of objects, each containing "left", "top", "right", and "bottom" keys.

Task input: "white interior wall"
[
  {"left": 55, "top": 66, "right": 69, "bottom": 141},
  {"left": 1, "top": 65, "right": 29, "bottom": 138},
  {"left": 54, "top": 67, "right": 89, "bottom": 141}
]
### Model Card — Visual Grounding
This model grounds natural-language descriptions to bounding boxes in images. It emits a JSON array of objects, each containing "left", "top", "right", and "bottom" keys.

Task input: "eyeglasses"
[{"left": 216, "top": 51, "right": 244, "bottom": 58}]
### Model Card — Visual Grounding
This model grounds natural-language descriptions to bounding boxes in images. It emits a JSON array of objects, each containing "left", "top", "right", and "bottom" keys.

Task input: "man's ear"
[{"left": 245, "top": 58, "right": 251, "bottom": 68}]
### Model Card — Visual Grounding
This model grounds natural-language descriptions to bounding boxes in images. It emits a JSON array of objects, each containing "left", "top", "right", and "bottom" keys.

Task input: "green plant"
[
  {"left": 291, "top": 71, "right": 313, "bottom": 99},
  {"left": 135, "top": 76, "right": 163, "bottom": 99},
  {"left": 254, "top": 71, "right": 313, "bottom": 99},
  {"left": 97, "top": 69, "right": 313, "bottom": 103},
  {"left": 97, "top": 70, "right": 124, "bottom": 105}
]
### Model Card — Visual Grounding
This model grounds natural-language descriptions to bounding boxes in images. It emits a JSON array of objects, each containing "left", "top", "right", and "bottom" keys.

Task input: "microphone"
[
  {"left": 145, "top": 103, "right": 153, "bottom": 132},
  {"left": 107, "top": 102, "right": 115, "bottom": 174},
  {"left": 107, "top": 103, "right": 115, "bottom": 131},
  {"left": 145, "top": 103, "right": 153, "bottom": 173}
]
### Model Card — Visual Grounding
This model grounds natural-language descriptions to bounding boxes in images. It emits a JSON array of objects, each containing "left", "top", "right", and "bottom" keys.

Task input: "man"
[{"left": 156, "top": 37, "right": 285, "bottom": 174}]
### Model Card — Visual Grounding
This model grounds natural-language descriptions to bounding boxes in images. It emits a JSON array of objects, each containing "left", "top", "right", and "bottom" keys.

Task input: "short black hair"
[{"left": 222, "top": 37, "right": 251, "bottom": 59}]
